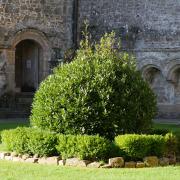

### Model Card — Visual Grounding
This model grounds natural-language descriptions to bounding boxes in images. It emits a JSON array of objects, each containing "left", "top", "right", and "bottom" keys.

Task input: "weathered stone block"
[
  {"left": 109, "top": 157, "right": 124, "bottom": 168},
  {"left": 0, "top": 152, "right": 10, "bottom": 160},
  {"left": 46, "top": 156, "right": 61, "bottom": 165},
  {"left": 159, "top": 157, "right": 169, "bottom": 166},
  {"left": 125, "top": 161, "right": 136, "bottom": 168},
  {"left": 66, "top": 158, "right": 91, "bottom": 167},
  {"left": 38, "top": 157, "right": 47, "bottom": 165},
  {"left": 11, "top": 152, "right": 18, "bottom": 157},
  {"left": 136, "top": 161, "right": 145, "bottom": 168},
  {"left": 59, "top": 159, "right": 66, "bottom": 166},
  {"left": 169, "top": 156, "right": 176, "bottom": 165},
  {"left": 144, "top": 156, "right": 159, "bottom": 167},
  {"left": 25, "top": 158, "right": 38, "bottom": 163},
  {"left": 22, "top": 154, "right": 30, "bottom": 160},
  {"left": 87, "top": 162, "right": 102, "bottom": 168},
  {"left": 18, "top": 154, "right": 22, "bottom": 158},
  {"left": 33, "top": 154, "right": 39, "bottom": 159},
  {"left": 12, "top": 157, "right": 22, "bottom": 162},
  {"left": 4, "top": 155, "right": 13, "bottom": 161},
  {"left": 38, "top": 156, "right": 61, "bottom": 165}
]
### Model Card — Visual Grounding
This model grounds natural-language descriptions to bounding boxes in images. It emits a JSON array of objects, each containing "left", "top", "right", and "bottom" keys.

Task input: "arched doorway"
[
  {"left": 143, "top": 66, "right": 171, "bottom": 104},
  {"left": 167, "top": 66, "right": 180, "bottom": 104},
  {"left": 15, "top": 39, "right": 43, "bottom": 92}
]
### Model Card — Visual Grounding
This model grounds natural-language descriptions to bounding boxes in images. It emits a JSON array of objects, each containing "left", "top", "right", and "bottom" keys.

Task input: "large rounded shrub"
[{"left": 30, "top": 33, "right": 157, "bottom": 139}]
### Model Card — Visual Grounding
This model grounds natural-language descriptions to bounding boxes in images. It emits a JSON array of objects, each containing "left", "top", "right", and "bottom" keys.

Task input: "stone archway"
[
  {"left": 6, "top": 29, "right": 51, "bottom": 93},
  {"left": 142, "top": 65, "right": 170, "bottom": 104},
  {"left": 167, "top": 65, "right": 180, "bottom": 104}
]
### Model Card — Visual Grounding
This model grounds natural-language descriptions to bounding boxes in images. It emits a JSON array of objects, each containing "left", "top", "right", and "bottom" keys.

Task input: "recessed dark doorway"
[{"left": 15, "top": 40, "right": 42, "bottom": 92}]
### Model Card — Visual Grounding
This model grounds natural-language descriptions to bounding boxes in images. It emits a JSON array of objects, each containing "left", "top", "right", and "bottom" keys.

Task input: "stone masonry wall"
[
  {"left": 78, "top": 0, "right": 180, "bottom": 118},
  {"left": 0, "top": 0, "right": 74, "bottom": 54}
]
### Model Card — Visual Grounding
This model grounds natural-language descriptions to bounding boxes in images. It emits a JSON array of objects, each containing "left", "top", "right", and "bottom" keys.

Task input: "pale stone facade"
[{"left": 0, "top": 0, "right": 180, "bottom": 118}]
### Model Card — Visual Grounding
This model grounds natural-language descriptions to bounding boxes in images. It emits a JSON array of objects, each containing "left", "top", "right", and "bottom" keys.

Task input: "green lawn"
[
  {"left": 0, "top": 120, "right": 179, "bottom": 135},
  {"left": 0, "top": 160, "right": 179, "bottom": 180},
  {"left": 0, "top": 120, "right": 180, "bottom": 180},
  {"left": 0, "top": 122, "right": 29, "bottom": 132},
  {"left": 153, "top": 123, "right": 180, "bottom": 136}
]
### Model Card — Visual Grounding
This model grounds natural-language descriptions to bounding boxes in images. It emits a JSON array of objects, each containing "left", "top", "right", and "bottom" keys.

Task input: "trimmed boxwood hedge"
[
  {"left": 1, "top": 127, "right": 29, "bottom": 153},
  {"left": 1, "top": 127, "right": 57, "bottom": 157},
  {"left": 56, "top": 134, "right": 111, "bottom": 160},
  {"left": 1, "top": 127, "right": 111, "bottom": 160},
  {"left": 164, "top": 133, "right": 177, "bottom": 155},
  {"left": 115, "top": 134, "right": 166, "bottom": 160},
  {"left": 1, "top": 127, "right": 177, "bottom": 160}
]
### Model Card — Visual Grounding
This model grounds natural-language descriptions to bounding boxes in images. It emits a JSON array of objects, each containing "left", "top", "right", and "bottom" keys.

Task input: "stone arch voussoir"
[{"left": 11, "top": 29, "right": 51, "bottom": 50}]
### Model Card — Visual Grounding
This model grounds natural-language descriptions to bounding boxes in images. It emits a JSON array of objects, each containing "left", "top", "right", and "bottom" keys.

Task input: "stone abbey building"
[{"left": 0, "top": 0, "right": 180, "bottom": 118}]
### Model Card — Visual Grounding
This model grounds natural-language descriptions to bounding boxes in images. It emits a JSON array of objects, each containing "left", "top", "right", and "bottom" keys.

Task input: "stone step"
[
  {"left": 15, "top": 92, "right": 34, "bottom": 98},
  {"left": 15, "top": 93, "right": 34, "bottom": 104}
]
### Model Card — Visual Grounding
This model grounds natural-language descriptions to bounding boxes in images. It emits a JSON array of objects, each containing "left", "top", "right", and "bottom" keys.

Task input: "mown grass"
[
  {"left": 153, "top": 123, "right": 180, "bottom": 136},
  {"left": 0, "top": 160, "right": 179, "bottom": 180},
  {"left": 0, "top": 122, "right": 29, "bottom": 132}
]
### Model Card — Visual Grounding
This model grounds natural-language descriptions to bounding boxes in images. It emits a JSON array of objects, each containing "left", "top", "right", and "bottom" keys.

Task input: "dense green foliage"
[
  {"left": 1, "top": 127, "right": 110, "bottom": 160},
  {"left": 30, "top": 32, "right": 157, "bottom": 139},
  {"left": 164, "top": 133, "right": 178, "bottom": 155},
  {"left": 26, "top": 129, "right": 57, "bottom": 156},
  {"left": 1, "top": 127, "right": 57, "bottom": 156},
  {"left": 1, "top": 127, "right": 29, "bottom": 153},
  {"left": 115, "top": 134, "right": 166, "bottom": 160},
  {"left": 56, "top": 134, "right": 110, "bottom": 160},
  {"left": 153, "top": 123, "right": 180, "bottom": 155}
]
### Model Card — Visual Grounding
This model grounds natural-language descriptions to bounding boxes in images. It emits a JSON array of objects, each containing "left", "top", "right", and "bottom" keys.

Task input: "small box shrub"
[
  {"left": 27, "top": 129, "right": 57, "bottom": 157},
  {"left": 1, "top": 127, "right": 30, "bottom": 153},
  {"left": 115, "top": 134, "right": 166, "bottom": 160},
  {"left": 56, "top": 134, "right": 111, "bottom": 160},
  {"left": 146, "top": 135, "right": 166, "bottom": 157},
  {"left": 164, "top": 133, "right": 177, "bottom": 155},
  {"left": 1, "top": 127, "right": 57, "bottom": 156}
]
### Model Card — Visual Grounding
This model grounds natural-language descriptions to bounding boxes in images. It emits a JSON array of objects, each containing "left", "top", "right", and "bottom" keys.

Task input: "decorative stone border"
[{"left": 0, "top": 152, "right": 178, "bottom": 168}]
